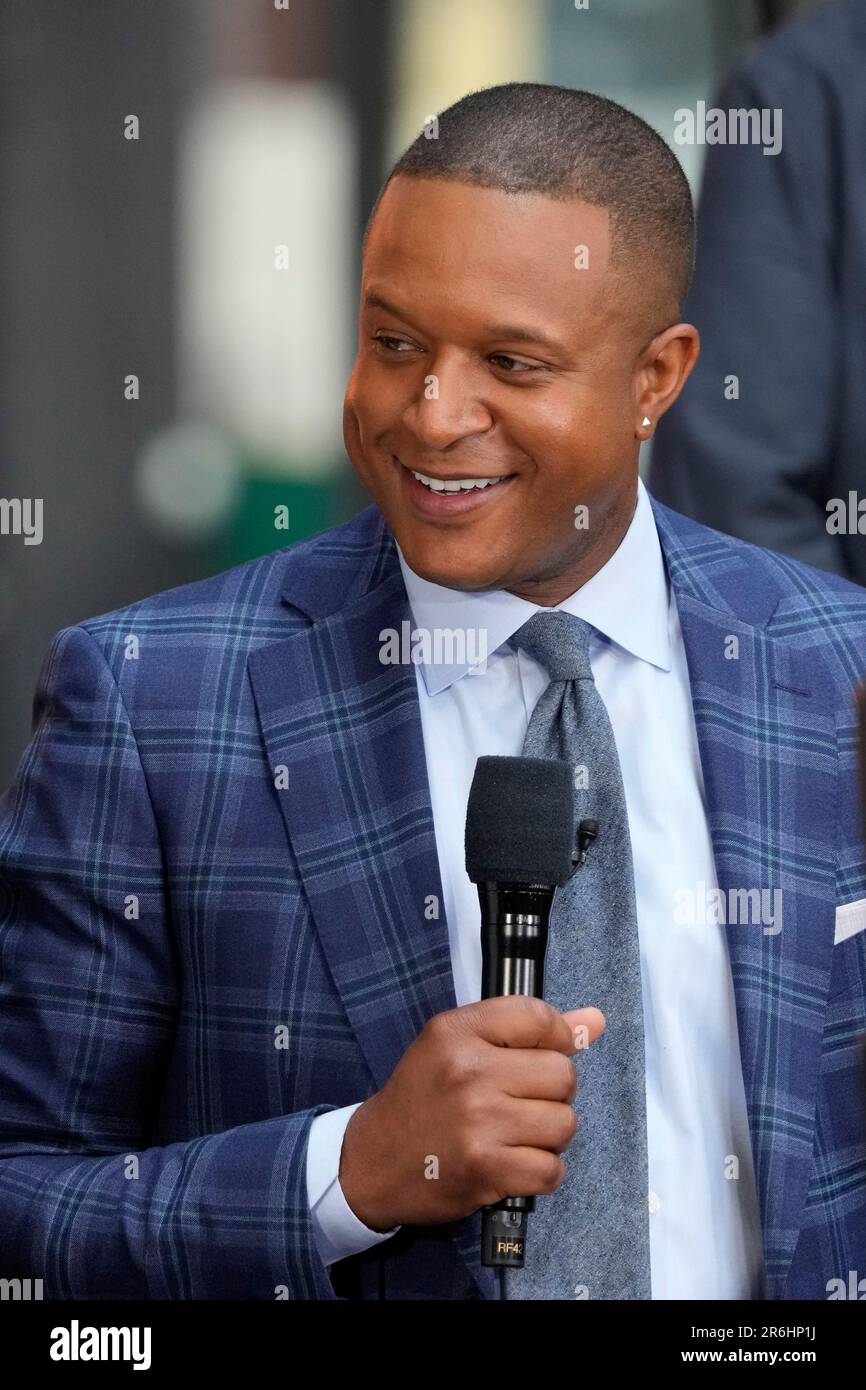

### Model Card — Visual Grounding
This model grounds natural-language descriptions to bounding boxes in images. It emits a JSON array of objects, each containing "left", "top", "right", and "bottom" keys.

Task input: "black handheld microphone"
[{"left": 464, "top": 755, "right": 595, "bottom": 1269}]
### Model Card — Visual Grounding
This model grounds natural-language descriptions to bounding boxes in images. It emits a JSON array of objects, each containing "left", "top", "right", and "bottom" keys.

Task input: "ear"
[{"left": 633, "top": 323, "right": 700, "bottom": 440}]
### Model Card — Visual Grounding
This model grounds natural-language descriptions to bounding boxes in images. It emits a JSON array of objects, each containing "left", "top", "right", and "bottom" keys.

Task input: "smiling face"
[{"left": 343, "top": 174, "right": 696, "bottom": 603}]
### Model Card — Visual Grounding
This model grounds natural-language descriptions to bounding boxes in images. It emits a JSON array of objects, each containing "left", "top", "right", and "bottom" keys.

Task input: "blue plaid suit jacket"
[{"left": 1, "top": 495, "right": 865, "bottom": 1300}]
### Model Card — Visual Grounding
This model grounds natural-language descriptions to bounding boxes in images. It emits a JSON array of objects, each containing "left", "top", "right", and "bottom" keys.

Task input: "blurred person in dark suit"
[{"left": 649, "top": 0, "right": 866, "bottom": 585}]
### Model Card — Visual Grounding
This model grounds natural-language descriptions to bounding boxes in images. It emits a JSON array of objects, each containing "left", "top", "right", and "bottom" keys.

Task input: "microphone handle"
[{"left": 477, "top": 882, "right": 556, "bottom": 1270}]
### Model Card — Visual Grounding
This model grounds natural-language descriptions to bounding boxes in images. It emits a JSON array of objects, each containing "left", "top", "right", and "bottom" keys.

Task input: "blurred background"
[{"left": 0, "top": 0, "right": 834, "bottom": 783}]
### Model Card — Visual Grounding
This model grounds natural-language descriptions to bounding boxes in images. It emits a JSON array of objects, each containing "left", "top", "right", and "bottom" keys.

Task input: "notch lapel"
[{"left": 248, "top": 528, "right": 495, "bottom": 1297}]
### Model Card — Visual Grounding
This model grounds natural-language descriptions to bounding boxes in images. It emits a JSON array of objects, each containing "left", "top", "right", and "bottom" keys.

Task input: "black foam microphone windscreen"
[{"left": 465, "top": 755, "right": 575, "bottom": 886}]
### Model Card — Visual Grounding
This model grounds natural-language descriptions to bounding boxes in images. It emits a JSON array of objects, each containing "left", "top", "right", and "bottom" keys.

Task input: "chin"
[{"left": 399, "top": 542, "right": 506, "bottom": 592}]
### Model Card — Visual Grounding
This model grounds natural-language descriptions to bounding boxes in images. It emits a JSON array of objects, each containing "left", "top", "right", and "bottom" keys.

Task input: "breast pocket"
[
  {"left": 828, "top": 900, "right": 866, "bottom": 1003},
  {"left": 835, "top": 898, "right": 866, "bottom": 946}
]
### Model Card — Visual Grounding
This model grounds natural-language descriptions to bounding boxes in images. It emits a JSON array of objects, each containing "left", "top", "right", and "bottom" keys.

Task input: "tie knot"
[{"left": 510, "top": 610, "right": 594, "bottom": 680}]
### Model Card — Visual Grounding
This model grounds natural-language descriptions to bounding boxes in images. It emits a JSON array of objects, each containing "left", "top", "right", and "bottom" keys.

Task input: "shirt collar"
[{"left": 396, "top": 476, "right": 672, "bottom": 696}]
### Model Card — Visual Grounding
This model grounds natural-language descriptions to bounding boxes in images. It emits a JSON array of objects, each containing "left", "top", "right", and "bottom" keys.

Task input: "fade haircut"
[{"left": 368, "top": 83, "right": 695, "bottom": 333}]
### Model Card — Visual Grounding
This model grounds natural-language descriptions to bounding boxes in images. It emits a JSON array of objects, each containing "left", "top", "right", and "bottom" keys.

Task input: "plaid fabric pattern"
[{"left": 1, "top": 494, "right": 864, "bottom": 1299}]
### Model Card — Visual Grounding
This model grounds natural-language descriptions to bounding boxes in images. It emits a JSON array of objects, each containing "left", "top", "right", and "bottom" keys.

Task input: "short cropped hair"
[{"left": 369, "top": 83, "right": 694, "bottom": 327}]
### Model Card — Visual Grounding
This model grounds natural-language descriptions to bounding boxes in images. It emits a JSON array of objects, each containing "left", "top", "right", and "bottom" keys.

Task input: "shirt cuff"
[{"left": 307, "top": 1101, "right": 401, "bottom": 1266}]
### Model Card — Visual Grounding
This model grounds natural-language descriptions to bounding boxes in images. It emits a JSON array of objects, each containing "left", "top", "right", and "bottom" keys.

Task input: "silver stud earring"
[{"left": 641, "top": 416, "right": 651, "bottom": 428}]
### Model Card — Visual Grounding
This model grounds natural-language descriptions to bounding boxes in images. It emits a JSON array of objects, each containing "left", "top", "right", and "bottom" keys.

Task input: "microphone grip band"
[{"left": 477, "top": 881, "right": 555, "bottom": 1269}]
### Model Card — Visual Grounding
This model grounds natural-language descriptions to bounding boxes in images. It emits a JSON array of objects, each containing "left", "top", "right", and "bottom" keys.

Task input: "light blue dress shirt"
[{"left": 306, "top": 477, "right": 766, "bottom": 1299}]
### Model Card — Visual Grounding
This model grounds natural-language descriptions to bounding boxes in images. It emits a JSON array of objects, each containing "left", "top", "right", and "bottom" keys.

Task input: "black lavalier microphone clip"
[{"left": 568, "top": 819, "right": 599, "bottom": 876}]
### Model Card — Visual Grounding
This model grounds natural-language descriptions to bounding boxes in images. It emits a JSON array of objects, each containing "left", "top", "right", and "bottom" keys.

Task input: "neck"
[{"left": 506, "top": 484, "right": 638, "bottom": 606}]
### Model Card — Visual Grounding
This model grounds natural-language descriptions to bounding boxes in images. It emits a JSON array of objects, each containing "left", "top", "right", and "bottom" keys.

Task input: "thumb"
[{"left": 561, "top": 1006, "right": 606, "bottom": 1053}]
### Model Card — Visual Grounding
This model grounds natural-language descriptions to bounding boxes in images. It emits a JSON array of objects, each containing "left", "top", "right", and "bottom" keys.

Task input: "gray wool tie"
[{"left": 502, "top": 609, "right": 652, "bottom": 1301}]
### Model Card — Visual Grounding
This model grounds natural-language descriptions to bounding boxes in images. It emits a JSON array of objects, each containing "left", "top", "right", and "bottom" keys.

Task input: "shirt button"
[{"left": 648, "top": 1190, "right": 661, "bottom": 1215}]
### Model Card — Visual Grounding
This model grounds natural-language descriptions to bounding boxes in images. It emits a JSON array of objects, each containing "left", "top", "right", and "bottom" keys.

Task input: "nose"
[{"left": 401, "top": 351, "right": 494, "bottom": 450}]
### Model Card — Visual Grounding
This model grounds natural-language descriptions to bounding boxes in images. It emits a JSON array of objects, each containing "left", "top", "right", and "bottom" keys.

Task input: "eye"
[
  {"left": 488, "top": 353, "right": 545, "bottom": 374},
  {"left": 372, "top": 333, "right": 417, "bottom": 354}
]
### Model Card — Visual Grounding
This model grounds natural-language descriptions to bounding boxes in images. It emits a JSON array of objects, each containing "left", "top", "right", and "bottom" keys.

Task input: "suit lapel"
[
  {"left": 249, "top": 567, "right": 458, "bottom": 1088},
  {"left": 653, "top": 499, "right": 839, "bottom": 1297},
  {"left": 248, "top": 521, "right": 495, "bottom": 1296}
]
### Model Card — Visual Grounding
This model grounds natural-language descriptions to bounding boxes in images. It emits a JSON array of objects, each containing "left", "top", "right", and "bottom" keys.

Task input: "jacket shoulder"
[
  {"left": 77, "top": 505, "right": 388, "bottom": 635},
  {"left": 651, "top": 497, "right": 866, "bottom": 696}
]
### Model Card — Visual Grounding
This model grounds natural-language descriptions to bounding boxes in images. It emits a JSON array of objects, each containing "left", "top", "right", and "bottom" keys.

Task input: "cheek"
[
  {"left": 342, "top": 381, "right": 381, "bottom": 489},
  {"left": 506, "top": 399, "right": 584, "bottom": 481},
  {"left": 346, "top": 360, "right": 403, "bottom": 440},
  {"left": 343, "top": 371, "right": 378, "bottom": 451},
  {"left": 511, "top": 388, "right": 593, "bottom": 453},
  {"left": 525, "top": 385, "right": 627, "bottom": 468},
  {"left": 341, "top": 388, "right": 362, "bottom": 456}
]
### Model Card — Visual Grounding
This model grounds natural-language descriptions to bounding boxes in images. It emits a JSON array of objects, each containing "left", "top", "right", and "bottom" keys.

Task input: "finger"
[
  {"left": 489, "top": 1046, "right": 578, "bottom": 1103},
  {"left": 494, "top": 1095, "right": 579, "bottom": 1155},
  {"left": 494, "top": 1145, "right": 567, "bottom": 1200},
  {"left": 452, "top": 994, "right": 580, "bottom": 1055},
  {"left": 561, "top": 1006, "right": 606, "bottom": 1053}
]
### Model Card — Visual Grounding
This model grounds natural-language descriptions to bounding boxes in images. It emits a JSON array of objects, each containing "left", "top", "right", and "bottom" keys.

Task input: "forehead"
[{"left": 363, "top": 176, "right": 612, "bottom": 332}]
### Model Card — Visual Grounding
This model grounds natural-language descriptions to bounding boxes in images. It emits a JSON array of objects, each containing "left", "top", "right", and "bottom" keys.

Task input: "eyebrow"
[{"left": 364, "top": 291, "right": 569, "bottom": 356}]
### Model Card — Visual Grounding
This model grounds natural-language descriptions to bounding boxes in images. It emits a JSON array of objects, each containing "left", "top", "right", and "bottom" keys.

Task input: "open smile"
[{"left": 396, "top": 458, "right": 519, "bottom": 518}]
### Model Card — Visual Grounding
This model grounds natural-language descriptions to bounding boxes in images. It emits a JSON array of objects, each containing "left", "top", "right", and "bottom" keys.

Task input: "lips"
[{"left": 397, "top": 459, "right": 518, "bottom": 519}]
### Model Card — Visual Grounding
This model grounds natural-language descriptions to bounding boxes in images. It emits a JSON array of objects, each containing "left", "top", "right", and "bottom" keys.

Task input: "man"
[
  {"left": 649, "top": 0, "right": 866, "bottom": 584},
  {"left": 1, "top": 83, "right": 864, "bottom": 1301}
]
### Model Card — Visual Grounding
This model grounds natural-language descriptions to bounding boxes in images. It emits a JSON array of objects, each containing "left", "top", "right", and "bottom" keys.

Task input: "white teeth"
[{"left": 411, "top": 470, "right": 504, "bottom": 492}]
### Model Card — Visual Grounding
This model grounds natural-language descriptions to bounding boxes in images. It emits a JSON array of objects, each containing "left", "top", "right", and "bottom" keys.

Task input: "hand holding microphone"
[
  {"left": 339, "top": 755, "right": 604, "bottom": 1244},
  {"left": 339, "top": 995, "right": 603, "bottom": 1234}
]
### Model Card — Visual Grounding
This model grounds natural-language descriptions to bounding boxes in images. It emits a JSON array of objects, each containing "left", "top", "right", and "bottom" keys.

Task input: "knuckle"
[
  {"left": 454, "top": 1084, "right": 489, "bottom": 1135},
  {"left": 560, "top": 1106, "right": 578, "bottom": 1146},
  {"left": 538, "top": 1154, "right": 566, "bottom": 1194},
  {"left": 442, "top": 1044, "right": 483, "bottom": 1089},
  {"left": 423, "top": 1009, "right": 452, "bottom": 1044},
  {"left": 519, "top": 994, "right": 552, "bottom": 1028},
  {"left": 558, "top": 1054, "right": 577, "bottom": 1097},
  {"left": 461, "top": 1134, "right": 491, "bottom": 1182}
]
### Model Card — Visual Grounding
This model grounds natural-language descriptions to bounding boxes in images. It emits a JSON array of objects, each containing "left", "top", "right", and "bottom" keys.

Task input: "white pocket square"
[{"left": 835, "top": 898, "right": 866, "bottom": 946}]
